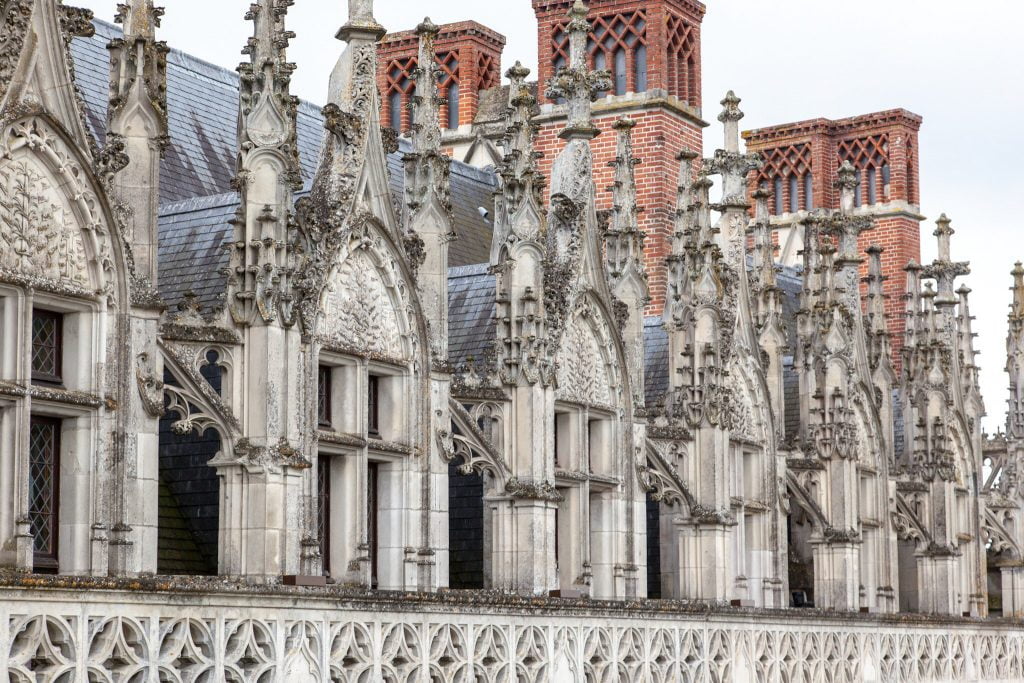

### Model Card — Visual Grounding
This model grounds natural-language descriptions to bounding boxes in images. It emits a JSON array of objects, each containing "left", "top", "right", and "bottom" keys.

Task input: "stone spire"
[
  {"left": 957, "top": 284, "right": 982, "bottom": 398},
  {"left": 604, "top": 118, "right": 646, "bottom": 292},
  {"left": 403, "top": 18, "right": 453, "bottom": 226},
  {"left": 705, "top": 91, "right": 762, "bottom": 219},
  {"left": 544, "top": 0, "right": 611, "bottom": 140},
  {"left": 1007, "top": 262, "right": 1024, "bottom": 439},
  {"left": 491, "top": 61, "right": 544, "bottom": 265},
  {"left": 865, "top": 245, "right": 892, "bottom": 372},
  {"left": 666, "top": 149, "right": 699, "bottom": 325},
  {"left": 604, "top": 117, "right": 649, "bottom": 407},
  {"left": 225, "top": 0, "right": 301, "bottom": 327},
  {"left": 105, "top": 0, "right": 169, "bottom": 287},
  {"left": 403, "top": 17, "right": 455, "bottom": 360},
  {"left": 923, "top": 214, "right": 969, "bottom": 307}
]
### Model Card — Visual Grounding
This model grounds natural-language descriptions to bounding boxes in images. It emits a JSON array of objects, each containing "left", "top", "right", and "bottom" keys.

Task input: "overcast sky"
[{"left": 74, "top": 0, "right": 1023, "bottom": 431}]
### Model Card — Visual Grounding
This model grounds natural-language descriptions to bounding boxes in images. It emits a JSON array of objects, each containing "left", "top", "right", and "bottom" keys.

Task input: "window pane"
[
  {"left": 867, "top": 168, "right": 877, "bottom": 205},
  {"left": 774, "top": 178, "right": 784, "bottom": 215},
  {"left": 367, "top": 375, "right": 380, "bottom": 437},
  {"left": 29, "top": 418, "right": 60, "bottom": 568},
  {"left": 635, "top": 45, "right": 648, "bottom": 92},
  {"left": 614, "top": 48, "right": 627, "bottom": 95},
  {"left": 789, "top": 176, "right": 799, "bottom": 213},
  {"left": 804, "top": 174, "right": 814, "bottom": 210},
  {"left": 447, "top": 83, "right": 459, "bottom": 130},
  {"left": 388, "top": 92, "right": 402, "bottom": 132},
  {"left": 318, "top": 455, "right": 330, "bottom": 574},
  {"left": 31, "top": 309, "right": 62, "bottom": 383},
  {"left": 317, "top": 366, "right": 331, "bottom": 427},
  {"left": 594, "top": 52, "right": 608, "bottom": 98}
]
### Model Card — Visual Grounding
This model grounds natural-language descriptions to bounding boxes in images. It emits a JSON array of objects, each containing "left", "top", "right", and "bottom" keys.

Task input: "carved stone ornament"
[
  {"left": 504, "top": 477, "right": 563, "bottom": 502},
  {"left": 320, "top": 232, "right": 413, "bottom": 361},
  {"left": 135, "top": 351, "right": 165, "bottom": 418},
  {"left": 555, "top": 310, "right": 612, "bottom": 406},
  {"left": 0, "top": 118, "right": 119, "bottom": 297}
]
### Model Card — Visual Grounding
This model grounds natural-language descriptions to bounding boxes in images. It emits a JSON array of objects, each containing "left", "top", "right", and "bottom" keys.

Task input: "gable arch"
[
  {"left": 554, "top": 294, "right": 627, "bottom": 410},
  {"left": 314, "top": 217, "right": 423, "bottom": 363},
  {"left": 0, "top": 114, "right": 130, "bottom": 302}
]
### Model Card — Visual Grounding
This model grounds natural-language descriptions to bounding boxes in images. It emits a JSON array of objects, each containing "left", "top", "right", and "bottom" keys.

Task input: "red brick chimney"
[
  {"left": 377, "top": 21, "right": 505, "bottom": 136},
  {"left": 532, "top": 0, "right": 708, "bottom": 314},
  {"left": 744, "top": 109, "right": 924, "bottom": 364}
]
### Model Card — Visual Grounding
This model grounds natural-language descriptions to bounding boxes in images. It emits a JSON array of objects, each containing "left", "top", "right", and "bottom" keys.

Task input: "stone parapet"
[{"left": 2, "top": 576, "right": 1023, "bottom": 681}]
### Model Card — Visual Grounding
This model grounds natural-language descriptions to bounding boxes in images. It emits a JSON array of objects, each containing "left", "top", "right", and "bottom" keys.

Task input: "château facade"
[{"left": 1, "top": 0, "right": 1024, "bottom": 679}]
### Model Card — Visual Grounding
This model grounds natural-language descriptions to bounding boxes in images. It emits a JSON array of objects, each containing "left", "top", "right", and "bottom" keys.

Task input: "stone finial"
[
  {"left": 605, "top": 117, "right": 644, "bottom": 283},
  {"left": 934, "top": 213, "right": 954, "bottom": 262},
  {"left": 718, "top": 90, "right": 743, "bottom": 153},
  {"left": 115, "top": 0, "right": 164, "bottom": 39},
  {"left": 544, "top": 0, "right": 612, "bottom": 140},
  {"left": 402, "top": 16, "right": 452, "bottom": 224},
  {"left": 865, "top": 245, "right": 888, "bottom": 334},
  {"left": 1012, "top": 261, "right": 1024, "bottom": 321},
  {"left": 753, "top": 182, "right": 771, "bottom": 224},
  {"left": 339, "top": 0, "right": 385, "bottom": 41},
  {"left": 836, "top": 160, "right": 859, "bottom": 214},
  {"left": 410, "top": 17, "right": 442, "bottom": 153}
]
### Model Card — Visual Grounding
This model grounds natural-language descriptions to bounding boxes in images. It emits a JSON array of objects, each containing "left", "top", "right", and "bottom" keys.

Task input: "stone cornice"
[{"left": 536, "top": 89, "right": 708, "bottom": 130}]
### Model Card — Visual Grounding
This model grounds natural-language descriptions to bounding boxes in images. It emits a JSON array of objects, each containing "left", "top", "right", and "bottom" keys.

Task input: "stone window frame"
[
  {"left": 0, "top": 284, "right": 102, "bottom": 575},
  {"left": 316, "top": 350, "right": 413, "bottom": 589},
  {"left": 552, "top": 401, "right": 620, "bottom": 597}
]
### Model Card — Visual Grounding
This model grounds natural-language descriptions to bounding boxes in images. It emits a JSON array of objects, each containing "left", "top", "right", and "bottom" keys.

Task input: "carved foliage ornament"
[
  {"left": 555, "top": 309, "right": 613, "bottom": 406},
  {"left": 0, "top": 119, "right": 117, "bottom": 295}
]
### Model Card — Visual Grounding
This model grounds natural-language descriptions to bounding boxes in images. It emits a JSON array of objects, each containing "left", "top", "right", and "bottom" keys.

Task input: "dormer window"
[{"left": 31, "top": 309, "right": 63, "bottom": 385}]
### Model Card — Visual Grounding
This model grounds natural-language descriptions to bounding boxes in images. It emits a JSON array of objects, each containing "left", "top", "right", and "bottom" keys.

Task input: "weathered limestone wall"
[{"left": 2, "top": 577, "right": 1023, "bottom": 682}]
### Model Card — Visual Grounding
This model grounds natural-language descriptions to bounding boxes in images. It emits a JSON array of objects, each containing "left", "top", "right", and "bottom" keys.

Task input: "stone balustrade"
[{"left": 2, "top": 576, "right": 1023, "bottom": 682}]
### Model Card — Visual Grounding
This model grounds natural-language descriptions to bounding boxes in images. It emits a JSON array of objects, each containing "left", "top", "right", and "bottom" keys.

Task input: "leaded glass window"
[
  {"left": 29, "top": 417, "right": 60, "bottom": 572},
  {"left": 31, "top": 309, "right": 62, "bottom": 384},
  {"left": 317, "top": 365, "right": 332, "bottom": 428},
  {"left": 318, "top": 455, "right": 330, "bottom": 575}
]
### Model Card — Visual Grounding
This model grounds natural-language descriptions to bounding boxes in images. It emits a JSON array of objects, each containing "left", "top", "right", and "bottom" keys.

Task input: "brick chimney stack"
[
  {"left": 377, "top": 21, "right": 506, "bottom": 138},
  {"left": 744, "top": 109, "right": 924, "bottom": 364},
  {"left": 532, "top": 0, "right": 708, "bottom": 314}
]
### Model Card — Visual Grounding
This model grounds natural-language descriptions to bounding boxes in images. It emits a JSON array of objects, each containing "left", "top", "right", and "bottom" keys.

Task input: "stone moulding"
[{"left": 1, "top": 580, "right": 1023, "bottom": 682}]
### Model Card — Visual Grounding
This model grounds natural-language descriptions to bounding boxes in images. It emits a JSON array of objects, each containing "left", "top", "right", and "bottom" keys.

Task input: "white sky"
[{"left": 73, "top": 0, "right": 1024, "bottom": 431}]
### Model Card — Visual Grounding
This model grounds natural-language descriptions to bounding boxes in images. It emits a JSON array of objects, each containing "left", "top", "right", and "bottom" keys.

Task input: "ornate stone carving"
[
  {"left": 0, "top": 159, "right": 89, "bottom": 287},
  {"left": 322, "top": 247, "right": 405, "bottom": 359},
  {"left": 555, "top": 312, "right": 612, "bottom": 406}
]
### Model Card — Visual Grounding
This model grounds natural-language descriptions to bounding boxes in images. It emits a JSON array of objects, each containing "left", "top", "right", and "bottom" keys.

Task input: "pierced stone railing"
[{"left": 2, "top": 576, "right": 1023, "bottom": 682}]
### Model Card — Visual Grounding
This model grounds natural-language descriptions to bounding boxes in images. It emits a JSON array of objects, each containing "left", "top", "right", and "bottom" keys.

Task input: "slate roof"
[
  {"left": 644, "top": 318, "right": 669, "bottom": 406},
  {"left": 448, "top": 264, "right": 496, "bottom": 368},
  {"left": 72, "top": 20, "right": 497, "bottom": 311}
]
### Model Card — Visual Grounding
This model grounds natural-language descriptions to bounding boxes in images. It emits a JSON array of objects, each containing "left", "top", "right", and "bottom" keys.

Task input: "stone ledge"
[{"left": 0, "top": 572, "right": 1014, "bottom": 628}]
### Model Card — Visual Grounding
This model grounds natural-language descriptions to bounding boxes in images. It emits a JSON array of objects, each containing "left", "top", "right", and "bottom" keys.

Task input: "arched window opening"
[
  {"left": 388, "top": 91, "right": 402, "bottom": 133},
  {"left": 634, "top": 44, "right": 648, "bottom": 92},
  {"left": 867, "top": 167, "right": 878, "bottom": 205},
  {"left": 881, "top": 163, "right": 891, "bottom": 200},
  {"left": 447, "top": 83, "right": 460, "bottom": 130},
  {"left": 804, "top": 174, "right": 814, "bottom": 210},
  {"left": 613, "top": 48, "right": 627, "bottom": 96},
  {"left": 789, "top": 175, "right": 799, "bottom": 213},
  {"left": 774, "top": 177, "right": 784, "bottom": 215},
  {"left": 594, "top": 52, "right": 608, "bottom": 98}
]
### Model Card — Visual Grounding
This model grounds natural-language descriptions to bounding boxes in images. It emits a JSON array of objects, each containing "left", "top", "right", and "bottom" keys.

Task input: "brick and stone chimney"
[
  {"left": 743, "top": 109, "right": 924, "bottom": 363},
  {"left": 377, "top": 21, "right": 505, "bottom": 139},
  {"left": 532, "top": 0, "right": 708, "bottom": 314}
]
